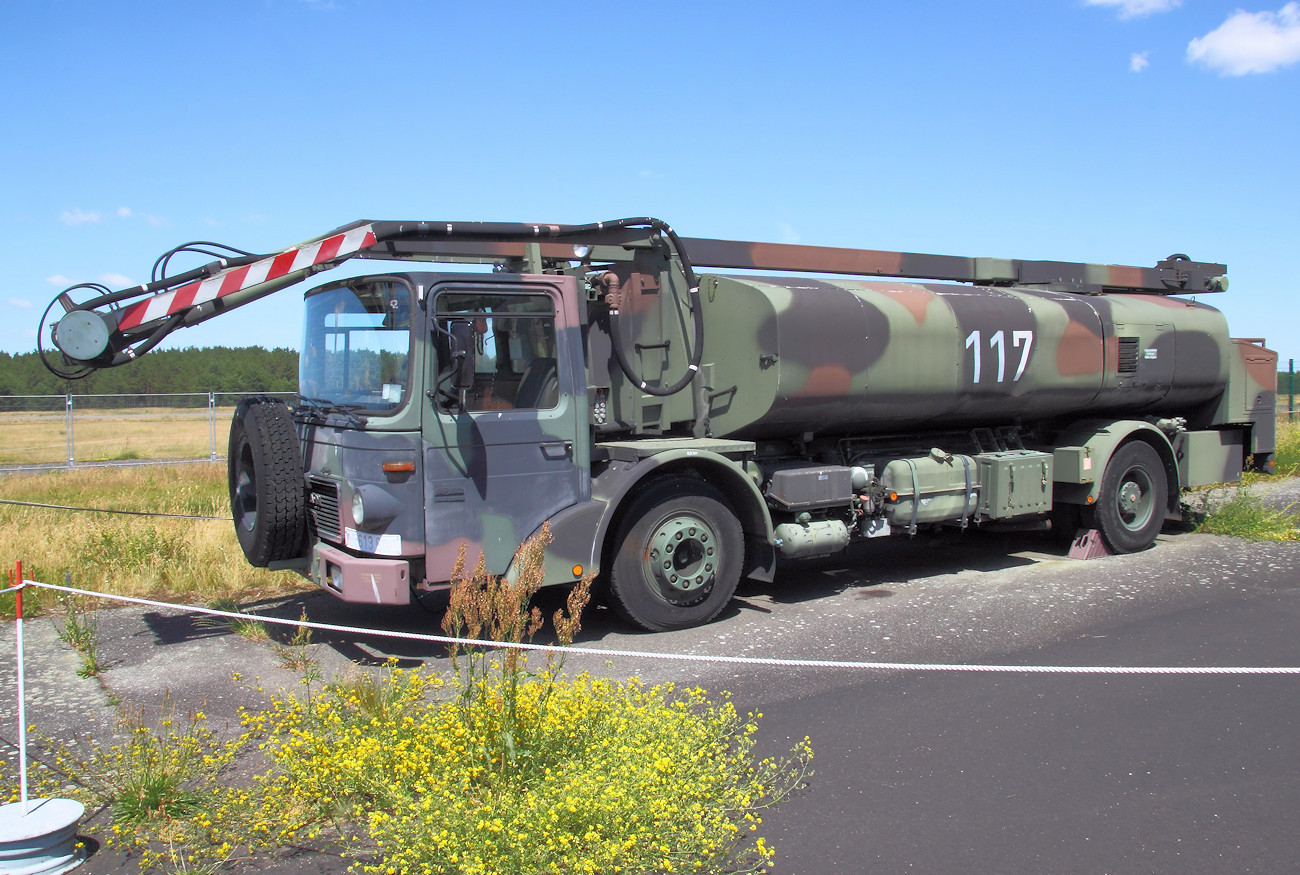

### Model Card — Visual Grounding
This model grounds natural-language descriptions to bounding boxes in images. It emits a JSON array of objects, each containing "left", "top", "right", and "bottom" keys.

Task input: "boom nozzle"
[{"left": 52, "top": 309, "right": 113, "bottom": 363}]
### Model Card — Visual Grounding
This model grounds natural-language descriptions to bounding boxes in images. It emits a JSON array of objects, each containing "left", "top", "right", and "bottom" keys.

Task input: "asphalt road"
[
  {"left": 749, "top": 544, "right": 1300, "bottom": 873},
  {"left": 4, "top": 505, "right": 1298, "bottom": 873}
]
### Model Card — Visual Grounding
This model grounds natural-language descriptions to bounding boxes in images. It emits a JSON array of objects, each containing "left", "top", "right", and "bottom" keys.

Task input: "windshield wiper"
[{"left": 295, "top": 396, "right": 368, "bottom": 425}]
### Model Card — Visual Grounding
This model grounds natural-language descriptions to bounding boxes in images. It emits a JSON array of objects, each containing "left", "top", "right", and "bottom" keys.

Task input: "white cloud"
[
  {"left": 1130, "top": 51, "right": 1151, "bottom": 71},
  {"left": 777, "top": 223, "right": 802, "bottom": 245},
  {"left": 117, "top": 205, "right": 166, "bottom": 226},
  {"left": 61, "top": 208, "right": 100, "bottom": 226},
  {"left": 98, "top": 273, "right": 135, "bottom": 288},
  {"left": 1085, "top": 0, "right": 1182, "bottom": 20},
  {"left": 1188, "top": 3, "right": 1300, "bottom": 75},
  {"left": 45, "top": 275, "right": 75, "bottom": 286},
  {"left": 8, "top": 298, "right": 32, "bottom": 309}
]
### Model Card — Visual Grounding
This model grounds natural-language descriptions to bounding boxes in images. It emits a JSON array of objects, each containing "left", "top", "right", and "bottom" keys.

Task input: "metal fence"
[{"left": 0, "top": 393, "right": 295, "bottom": 471}]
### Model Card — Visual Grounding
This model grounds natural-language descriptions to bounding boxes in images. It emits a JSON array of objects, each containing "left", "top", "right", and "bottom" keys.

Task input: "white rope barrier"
[{"left": 16, "top": 578, "right": 1300, "bottom": 676}]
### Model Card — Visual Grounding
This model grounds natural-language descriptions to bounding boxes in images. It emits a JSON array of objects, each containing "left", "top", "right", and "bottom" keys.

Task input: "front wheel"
[
  {"left": 1085, "top": 441, "right": 1168, "bottom": 554},
  {"left": 608, "top": 478, "right": 743, "bottom": 631}
]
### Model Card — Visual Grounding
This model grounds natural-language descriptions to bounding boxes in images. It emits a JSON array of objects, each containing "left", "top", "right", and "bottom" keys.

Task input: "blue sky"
[{"left": 3, "top": 0, "right": 1298, "bottom": 370}]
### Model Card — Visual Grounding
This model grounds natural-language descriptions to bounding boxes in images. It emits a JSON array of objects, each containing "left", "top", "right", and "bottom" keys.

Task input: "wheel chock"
[{"left": 1068, "top": 528, "right": 1110, "bottom": 560}]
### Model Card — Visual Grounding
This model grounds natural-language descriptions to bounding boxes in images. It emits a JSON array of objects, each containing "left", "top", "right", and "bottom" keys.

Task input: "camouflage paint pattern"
[{"left": 691, "top": 275, "right": 1235, "bottom": 440}]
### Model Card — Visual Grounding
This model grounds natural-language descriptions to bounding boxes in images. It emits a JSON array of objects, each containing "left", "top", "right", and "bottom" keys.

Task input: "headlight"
[{"left": 350, "top": 484, "right": 402, "bottom": 532}]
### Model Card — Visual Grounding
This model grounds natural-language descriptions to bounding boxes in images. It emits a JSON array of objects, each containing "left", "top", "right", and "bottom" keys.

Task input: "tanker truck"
[{"left": 40, "top": 218, "right": 1277, "bottom": 630}]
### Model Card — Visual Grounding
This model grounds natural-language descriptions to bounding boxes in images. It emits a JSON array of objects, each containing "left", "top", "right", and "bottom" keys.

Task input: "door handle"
[{"left": 539, "top": 440, "right": 573, "bottom": 459}]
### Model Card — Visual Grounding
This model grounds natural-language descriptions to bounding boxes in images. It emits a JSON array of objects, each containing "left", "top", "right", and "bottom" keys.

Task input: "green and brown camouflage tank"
[{"left": 686, "top": 274, "right": 1260, "bottom": 441}]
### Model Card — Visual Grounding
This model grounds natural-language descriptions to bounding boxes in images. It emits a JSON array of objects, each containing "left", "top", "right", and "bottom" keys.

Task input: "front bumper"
[{"left": 311, "top": 543, "right": 411, "bottom": 605}]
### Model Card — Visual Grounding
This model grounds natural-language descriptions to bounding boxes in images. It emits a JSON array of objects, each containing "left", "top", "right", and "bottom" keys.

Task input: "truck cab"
[{"left": 241, "top": 271, "right": 591, "bottom": 606}]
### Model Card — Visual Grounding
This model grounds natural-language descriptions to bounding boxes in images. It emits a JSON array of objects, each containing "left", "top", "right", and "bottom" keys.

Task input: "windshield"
[{"left": 300, "top": 278, "right": 412, "bottom": 414}]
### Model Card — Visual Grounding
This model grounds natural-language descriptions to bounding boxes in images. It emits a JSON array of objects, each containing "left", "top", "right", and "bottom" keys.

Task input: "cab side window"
[{"left": 434, "top": 292, "right": 559, "bottom": 412}]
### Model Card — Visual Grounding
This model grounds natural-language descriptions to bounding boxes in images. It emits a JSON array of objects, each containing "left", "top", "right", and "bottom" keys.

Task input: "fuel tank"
[{"left": 697, "top": 275, "right": 1232, "bottom": 439}]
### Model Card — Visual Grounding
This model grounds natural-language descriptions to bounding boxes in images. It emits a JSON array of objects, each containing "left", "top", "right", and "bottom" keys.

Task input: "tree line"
[{"left": 0, "top": 347, "right": 298, "bottom": 400}]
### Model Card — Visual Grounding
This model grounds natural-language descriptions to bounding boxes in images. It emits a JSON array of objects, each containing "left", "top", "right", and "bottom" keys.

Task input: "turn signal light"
[
  {"left": 382, "top": 461, "right": 416, "bottom": 473},
  {"left": 572, "top": 565, "right": 584, "bottom": 578}
]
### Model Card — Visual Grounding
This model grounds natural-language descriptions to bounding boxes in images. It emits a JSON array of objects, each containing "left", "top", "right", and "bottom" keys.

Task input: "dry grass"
[
  {"left": 0, "top": 463, "right": 310, "bottom": 617},
  {"left": 0, "top": 407, "right": 242, "bottom": 466}
]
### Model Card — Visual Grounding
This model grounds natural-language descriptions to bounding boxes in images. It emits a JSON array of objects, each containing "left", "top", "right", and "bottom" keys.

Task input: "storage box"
[{"left": 976, "top": 450, "right": 1053, "bottom": 519}]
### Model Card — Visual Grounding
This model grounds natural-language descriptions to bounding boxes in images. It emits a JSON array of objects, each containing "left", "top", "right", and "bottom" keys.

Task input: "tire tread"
[{"left": 229, "top": 397, "right": 305, "bottom": 566}]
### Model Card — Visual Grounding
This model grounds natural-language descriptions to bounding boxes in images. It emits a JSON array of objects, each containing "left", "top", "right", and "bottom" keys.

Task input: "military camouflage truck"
[{"left": 42, "top": 218, "right": 1277, "bottom": 630}]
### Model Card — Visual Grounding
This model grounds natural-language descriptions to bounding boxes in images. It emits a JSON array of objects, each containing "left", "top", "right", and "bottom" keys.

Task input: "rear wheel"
[
  {"left": 608, "top": 478, "right": 743, "bottom": 631},
  {"left": 228, "top": 397, "right": 306, "bottom": 567},
  {"left": 1086, "top": 441, "right": 1167, "bottom": 554}
]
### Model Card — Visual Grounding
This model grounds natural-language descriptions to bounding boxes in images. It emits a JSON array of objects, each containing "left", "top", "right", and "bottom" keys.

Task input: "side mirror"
[{"left": 449, "top": 320, "right": 477, "bottom": 390}]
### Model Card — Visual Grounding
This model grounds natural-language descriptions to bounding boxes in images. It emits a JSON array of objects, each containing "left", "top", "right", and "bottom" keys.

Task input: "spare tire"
[{"left": 228, "top": 397, "right": 306, "bottom": 567}]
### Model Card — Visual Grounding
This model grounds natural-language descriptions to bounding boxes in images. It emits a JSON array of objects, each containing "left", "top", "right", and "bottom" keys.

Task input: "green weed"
[
  {"left": 200, "top": 597, "right": 268, "bottom": 641},
  {"left": 55, "top": 594, "right": 102, "bottom": 678},
  {"left": 272, "top": 609, "right": 321, "bottom": 686},
  {"left": 1197, "top": 487, "right": 1300, "bottom": 541}
]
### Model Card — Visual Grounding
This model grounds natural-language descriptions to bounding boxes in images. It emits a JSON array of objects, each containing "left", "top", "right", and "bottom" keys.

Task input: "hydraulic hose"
[
  {"left": 599, "top": 272, "right": 705, "bottom": 398},
  {"left": 580, "top": 220, "right": 703, "bottom": 397}
]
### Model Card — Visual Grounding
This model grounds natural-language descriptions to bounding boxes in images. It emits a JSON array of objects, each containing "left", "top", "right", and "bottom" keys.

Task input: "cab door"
[{"left": 422, "top": 275, "right": 589, "bottom": 581}]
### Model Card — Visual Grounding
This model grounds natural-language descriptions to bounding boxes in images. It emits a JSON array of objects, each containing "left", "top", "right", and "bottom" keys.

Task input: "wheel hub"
[
  {"left": 1117, "top": 475, "right": 1151, "bottom": 527},
  {"left": 234, "top": 445, "right": 258, "bottom": 533},
  {"left": 646, "top": 516, "right": 717, "bottom": 602}
]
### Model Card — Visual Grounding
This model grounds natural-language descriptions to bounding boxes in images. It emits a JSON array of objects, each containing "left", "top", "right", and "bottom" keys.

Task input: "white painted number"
[
  {"left": 1012, "top": 330, "right": 1033, "bottom": 381},
  {"left": 965, "top": 329, "right": 981, "bottom": 384},
  {"left": 965, "top": 328, "right": 1035, "bottom": 384}
]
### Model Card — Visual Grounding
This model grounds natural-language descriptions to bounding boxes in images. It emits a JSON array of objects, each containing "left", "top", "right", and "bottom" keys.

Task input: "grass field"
[
  {"left": 0, "top": 462, "right": 308, "bottom": 618},
  {"left": 0, "top": 407, "right": 241, "bottom": 466}
]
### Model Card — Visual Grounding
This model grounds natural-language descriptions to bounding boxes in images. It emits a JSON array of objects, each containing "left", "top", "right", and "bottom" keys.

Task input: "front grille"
[
  {"left": 1117, "top": 337, "right": 1139, "bottom": 374},
  {"left": 307, "top": 476, "right": 342, "bottom": 543}
]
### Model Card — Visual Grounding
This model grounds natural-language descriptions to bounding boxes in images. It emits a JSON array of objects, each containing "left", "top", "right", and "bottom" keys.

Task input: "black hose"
[
  {"left": 152, "top": 241, "right": 261, "bottom": 283},
  {"left": 108, "top": 312, "right": 186, "bottom": 366},
  {"left": 588, "top": 220, "right": 704, "bottom": 397},
  {"left": 606, "top": 284, "right": 705, "bottom": 398}
]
